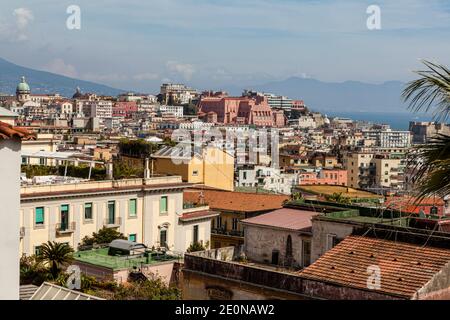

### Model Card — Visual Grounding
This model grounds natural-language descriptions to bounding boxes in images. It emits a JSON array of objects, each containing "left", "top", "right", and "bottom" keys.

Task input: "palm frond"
[
  {"left": 407, "top": 134, "right": 450, "bottom": 200},
  {"left": 402, "top": 60, "right": 450, "bottom": 121}
]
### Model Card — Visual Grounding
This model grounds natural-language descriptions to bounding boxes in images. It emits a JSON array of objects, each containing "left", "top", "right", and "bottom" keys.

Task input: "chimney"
[{"left": 144, "top": 158, "right": 150, "bottom": 179}]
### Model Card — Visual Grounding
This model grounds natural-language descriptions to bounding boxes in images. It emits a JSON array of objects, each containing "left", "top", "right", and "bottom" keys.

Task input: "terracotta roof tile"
[
  {"left": 241, "top": 208, "right": 318, "bottom": 231},
  {"left": 300, "top": 235, "right": 450, "bottom": 298},
  {"left": 0, "top": 121, "right": 35, "bottom": 141},
  {"left": 183, "top": 189, "right": 289, "bottom": 212},
  {"left": 180, "top": 209, "right": 220, "bottom": 222}
]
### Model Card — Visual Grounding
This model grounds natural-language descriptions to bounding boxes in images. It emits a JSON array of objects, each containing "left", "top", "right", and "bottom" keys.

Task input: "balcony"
[
  {"left": 56, "top": 221, "right": 76, "bottom": 235},
  {"left": 103, "top": 217, "right": 122, "bottom": 228},
  {"left": 211, "top": 228, "right": 244, "bottom": 238}
]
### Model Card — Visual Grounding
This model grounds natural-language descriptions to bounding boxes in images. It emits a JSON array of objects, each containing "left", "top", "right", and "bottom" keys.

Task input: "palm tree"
[
  {"left": 37, "top": 241, "right": 74, "bottom": 279},
  {"left": 402, "top": 60, "right": 450, "bottom": 199}
]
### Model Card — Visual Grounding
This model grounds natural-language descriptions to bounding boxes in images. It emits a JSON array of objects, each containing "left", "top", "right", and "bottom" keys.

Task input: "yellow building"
[{"left": 152, "top": 145, "right": 234, "bottom": 191}]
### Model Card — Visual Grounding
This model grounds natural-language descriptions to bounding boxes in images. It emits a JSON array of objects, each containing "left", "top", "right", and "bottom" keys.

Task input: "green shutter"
[
  {"left": 129, "top": 199, "right": 137, "bottom": 216},
  {"left": 85, "top": 203, "right": 92, "bottom": 219},
  {"left": 35, "top": 207, "right": 44, "bottom": 224},
  {"left": 160, "top": 196, "right": 168, "bottom": 213}
]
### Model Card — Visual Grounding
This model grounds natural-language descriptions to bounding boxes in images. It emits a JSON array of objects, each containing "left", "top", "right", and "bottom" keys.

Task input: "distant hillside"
[
  {"left": 0, "top": 58, "right": 125, "bottom": 97},
  {"left": 224, "top": 77, "right": 408, "bottom": 113}
]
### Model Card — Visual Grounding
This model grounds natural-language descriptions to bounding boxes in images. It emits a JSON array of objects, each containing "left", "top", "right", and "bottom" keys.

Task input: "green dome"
[{"left": 16, "top": 76, "right": 30, "bottom": 92}]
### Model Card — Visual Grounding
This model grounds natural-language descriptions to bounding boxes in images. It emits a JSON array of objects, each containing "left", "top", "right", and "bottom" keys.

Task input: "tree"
[
  {"left": 118, "top": 138, "right": 158, "bottom": 158},
  {"left": 80, "top": 227, "right": 126, "bottom": 247},
  {"left": 36, "top": 241, "right": 74, "bottom": 279},
  {"left": 402, "top": 60, "right": 450, "bottom": 199},
  {"left": 186, "top": 242, "right": 206, "bottom": 253},
  {"left": 112, "top": 159, "right": 143, "bottom": 179},
  {"left": 111, "top": 277, "right": 181, "bottom": 300},
  {"left": 20, "top": 254, "right": 51, "bottom": 285},
  {"left": 326, "top": 192, "right": 351, "bottom": 204}
]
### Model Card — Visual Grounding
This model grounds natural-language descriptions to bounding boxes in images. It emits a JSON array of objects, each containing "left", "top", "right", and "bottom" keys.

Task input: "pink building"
[
  {"left": 198, "top": 93, "right": 274, "bottom": 127},
  {"left": 272, "top": 110, "right": 286, "bottom": 127},
  {"left": 113, "top": 101, "right": 138, "bottom": 118},
  {"left": 299, "top": 169, "right": 347, "bottom": 186}
]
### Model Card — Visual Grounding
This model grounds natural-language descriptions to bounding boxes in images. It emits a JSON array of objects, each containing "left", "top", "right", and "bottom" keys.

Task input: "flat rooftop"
[
  {"left": 241, "top": 208, "right": 319, "bottom": 231},
  {"left": 74, "top": 248, "right": 179, "bottom": 270},
  {"left": 298, "top": 185, "right": 383, "bottom": 199}
]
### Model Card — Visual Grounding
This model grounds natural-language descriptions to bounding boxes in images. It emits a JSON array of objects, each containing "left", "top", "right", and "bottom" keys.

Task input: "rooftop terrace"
[
  {"left": 297, "top": 185, "right": 383, "bottom": 200},
  {"left": 74, "top": 248, "right": 180, "bottom": 270}
]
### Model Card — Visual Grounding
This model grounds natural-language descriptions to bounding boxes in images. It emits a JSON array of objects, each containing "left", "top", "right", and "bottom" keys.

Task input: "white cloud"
[
  {"left": 133, "top": 72, "right": 159, "bottom": 81},
  {"left": 82, "top": 73, "right": 129, "bottom": 82},
  {"left": 166, "top": 61, "right": 195, "bottom": 81},
  {"left": 13, "top": 8, "right": 34, "bottom": 41},
  {"left": 43, "top": 58, "right": 78, "bottom": 78}
]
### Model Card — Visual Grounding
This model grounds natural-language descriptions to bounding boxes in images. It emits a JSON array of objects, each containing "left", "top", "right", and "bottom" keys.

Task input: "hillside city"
[{"left": 1, "top": 74, "right": 450, "bottom": 301}]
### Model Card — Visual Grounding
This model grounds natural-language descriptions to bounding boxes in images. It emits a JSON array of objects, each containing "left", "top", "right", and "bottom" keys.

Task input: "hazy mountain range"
[
  {"left": 223, "top": 77, "right": 408, "bottom": 113},
  {"left": 0, "top": 58, "right": 125, "bottom": 98},
  {"left": 0, "top": 57, "right": 409, "bottom": 113}
]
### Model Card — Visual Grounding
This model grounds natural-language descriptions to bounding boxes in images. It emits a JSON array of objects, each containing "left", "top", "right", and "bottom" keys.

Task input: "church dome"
[
  {"left": 16, "top": 76, "right": 30, "bottom": 93},
  {"left": 72, "top": 86, "right": 83, "bottom": 99}
]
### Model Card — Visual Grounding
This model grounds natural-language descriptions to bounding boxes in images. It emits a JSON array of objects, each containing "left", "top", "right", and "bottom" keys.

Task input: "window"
[
  {"left": 21, "top": 157, "right": 27, "bottom": 164},
  {"left": 243, "top": 171, "right": 247, "bottom": 180},
  {"left": 160, "top": 229, "right": 167, "bottom": 248},
  {"left": 271, "top": 250, "right": 279, "bottom": 265},
  {"left": 129, "top": 199, "right": 137, "bottom": 217},
  {"left": 216, "top": 216, "right": 222, "bottom": 229},
  {"left": 326, "top": 234, "right": 338, "bottom": 251},
  {"left": 302, "top": 240, "right": 311, "bottom": 267},
  {"left": 193, "top": 225, "right": 199, "bottom": 244},
  {"left": 60, "top": 204, "right": 69, "bottom": 231},
  {"left": 108, "top": 201, "right": 115, "bottom": 224},
  {"left": 39, "top": 157, "right": 45, "bottom": 165},
  {"left": 286, "top": 235, "right": 293, "bottom": 258},
  {"left": 34, "top": 246, "right": 42, "bottom": 256},
  {"left": 84, "top": 203, "right": 93, "bottom": 220},
  {"left": 232, "top": 218, "right": 238, "bottom": 231},
  {"left": 192, "top": 170, "right": 198, "bottom": 176},
  {"left": 35, "top": 207, "right": 44, "bottom": 225},
  {"left": 160, "top": 196, "right": 168, "bottom": 214},
  {"left": 129, "top": 234, "right": 137, "bottom": 242}
]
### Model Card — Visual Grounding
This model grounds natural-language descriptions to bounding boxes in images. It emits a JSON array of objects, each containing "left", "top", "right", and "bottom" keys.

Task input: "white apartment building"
[
  {"left": 291, "top": 116, "right": 317, "bottom": 129},
  {"left": 87, "top": 100, "right": 113, "bottom": 119},
  {"left": 237, "top": 166, "right": 298, "bottom": 195},
  {"left": 20, "top": 176, "right": 216, "bottom": 257},
  {"left": 344, "top": 152, "right": 406, "bottom": 191},
  {"left": 362, "top": 129, "right": 411, "bottom": 148},
  {"left": 158, "top": 105, "right": 184, "bottom": 118},
  {"left": 0, "top": 118, "right": 34, "bottom": 299},
  {"left": 160, "top": 83, "right": 198, "bottom": 104}
]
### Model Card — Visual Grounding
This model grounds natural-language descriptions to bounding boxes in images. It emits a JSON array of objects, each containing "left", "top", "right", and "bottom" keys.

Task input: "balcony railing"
[
  {"left": 56, "top": 221, "right": 76, "bottom": 235},
  {"left": 211, "top": 228, "right": 244, "bottom": 237},
  {"left": 103, "top": 217, "right": 122, "bottom": 228}
]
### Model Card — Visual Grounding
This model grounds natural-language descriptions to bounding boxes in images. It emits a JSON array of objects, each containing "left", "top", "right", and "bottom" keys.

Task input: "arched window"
[{"left": 286, "top": 235, "right": 293, "bottom": 258}]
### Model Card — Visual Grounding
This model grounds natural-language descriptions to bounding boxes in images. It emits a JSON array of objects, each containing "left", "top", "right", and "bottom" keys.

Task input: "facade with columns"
[{"left": 19, "top": 176, "right": 214, "bottom": 256}]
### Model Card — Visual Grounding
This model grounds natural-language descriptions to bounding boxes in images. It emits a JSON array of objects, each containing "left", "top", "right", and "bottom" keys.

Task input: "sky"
[{"left": 0, "top": 0, "right": 449, "bottom": 93}]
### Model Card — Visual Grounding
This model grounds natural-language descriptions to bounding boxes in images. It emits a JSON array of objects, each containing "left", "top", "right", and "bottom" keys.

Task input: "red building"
[
  {"left": 113, "top": 101, "right": 138, "bottom": 118},
  {"left": 299, "top": 169, "right": 348, "bottom": 186},
  {"left": 198, "top": 92, "right": 275, "bottom": 127}
]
